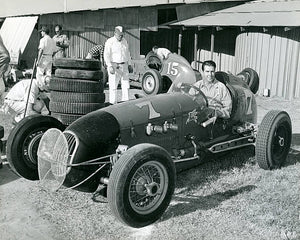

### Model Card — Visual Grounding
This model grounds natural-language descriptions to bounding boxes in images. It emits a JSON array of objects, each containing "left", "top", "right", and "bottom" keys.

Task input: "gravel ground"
[{"left": 0, "top": 88, "right": 300, "bottom": 240}]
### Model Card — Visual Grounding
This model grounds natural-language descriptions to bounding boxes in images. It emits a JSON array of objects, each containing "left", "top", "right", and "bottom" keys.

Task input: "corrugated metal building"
[
  {"left": 173, "top": 0, "right": 300, "bottom": 99},
  {"left": 0, "top": 1, "right": 244, "bottom": 69}
]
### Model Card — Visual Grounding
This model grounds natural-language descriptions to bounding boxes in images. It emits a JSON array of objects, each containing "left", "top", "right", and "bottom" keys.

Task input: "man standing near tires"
[
  {"left": 104, "top": 26, "right": 133, "bottom": 104},
  {"left": 53, "top": 25, "right": 69, "bottom": 59},
  {"left": 36, "top": 26, "right": 56, "bottom": 85}
]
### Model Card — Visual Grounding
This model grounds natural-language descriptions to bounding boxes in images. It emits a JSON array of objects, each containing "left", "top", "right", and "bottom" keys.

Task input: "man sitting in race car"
[{"left": 192, "top": 60, "right": 232, "bottom": 119}]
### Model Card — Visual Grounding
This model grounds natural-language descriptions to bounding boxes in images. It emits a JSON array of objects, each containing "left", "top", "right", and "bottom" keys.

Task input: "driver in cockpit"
[{"left": 193, "top": 60, "right": 232, "bottom": 119}]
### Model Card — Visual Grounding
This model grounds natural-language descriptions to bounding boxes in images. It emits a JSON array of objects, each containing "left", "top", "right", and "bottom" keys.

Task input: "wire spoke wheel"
[
  {"left": 108, "top": 143, "right": 176, "bottom": 228},
  {"left": 129, "top": 161, "right": 168, "bottom": 214}
]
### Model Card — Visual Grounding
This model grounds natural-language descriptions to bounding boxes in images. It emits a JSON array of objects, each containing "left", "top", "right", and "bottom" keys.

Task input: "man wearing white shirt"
[
  {"left": 2, "top": 76, "right": 50, "bottom": 123},
  {"left": 152, "top": 46, "right": 171, "bottom": 61},
  {"left": 36, "top": 26, "right": 56, "bottom": 86},
  {"left": 104, "top": 26, "right": 132, "bottom": 104}
]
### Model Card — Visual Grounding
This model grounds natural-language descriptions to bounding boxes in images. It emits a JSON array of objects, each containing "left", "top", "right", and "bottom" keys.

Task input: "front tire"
[
  {"left": 108, "top": 143, "right": 176, "bottom": 228},
  {"left": 6, "top": 115, "right": 65, "bottom": 180},
  {"left": 256, "top": 110, "right": 292, "bottom": 170}
]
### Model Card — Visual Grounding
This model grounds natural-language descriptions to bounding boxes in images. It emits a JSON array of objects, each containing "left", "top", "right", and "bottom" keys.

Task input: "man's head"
[
  {"left": 114, "top": 26, "right": 124, "bottom": 41},
  {"left": 39, "top": 26, "right": 50, "bottom": 36},
  {"left": 54, "top": 25, "right": 62, "bottom": 35},
  {"left": 37, "top": 75, "right": 51, "bottom": 92},
  {"left": 202, "top": 60, "right": 216, "bottom": 83},
  {"left": 152, "top": 45, "right": 158, "bottom": 54}
]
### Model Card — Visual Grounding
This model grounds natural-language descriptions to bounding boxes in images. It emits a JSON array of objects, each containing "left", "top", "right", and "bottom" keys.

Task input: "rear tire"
[
  {"left": 256, "top": 110, "right": 292, "bottom": 170},
  {"left": 6, "top": 115, "right": 65, "bottom": 180},
  {"left": 237, "top": 68, "right": 259, "bottom": 94},
  {"left": 142, "top": 69, "right": 163, "bottom": 95},
  {"left": 108, "top": 143, "right": 176, "bottom": 228}
]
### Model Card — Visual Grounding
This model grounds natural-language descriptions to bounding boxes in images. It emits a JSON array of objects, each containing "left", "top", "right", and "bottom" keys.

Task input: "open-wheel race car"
[
  {"left": 130, "top": 51, "right": 202, "bottom": 95},
  {"left": 6, "top": 68, "right": 292, "bottom": 228}
]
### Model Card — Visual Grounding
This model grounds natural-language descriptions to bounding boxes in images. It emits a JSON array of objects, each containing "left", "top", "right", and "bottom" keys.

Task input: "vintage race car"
[
  {"left": 130, "top": 51, "right": 202, "bottom": 95},
  {"left": 6, "top": 69, "right": 292, "bottom": 228}
]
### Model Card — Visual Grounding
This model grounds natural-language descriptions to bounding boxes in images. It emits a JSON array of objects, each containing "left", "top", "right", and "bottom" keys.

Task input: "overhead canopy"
[
  {"left": 172, "top": 1, "right": 300, "bottom": 27},
  {"left": 0, "top": 16, "right": 38, "bottom": 54},
  {"left": 1, "top": 0, "right": 175, "bottom": 18}
]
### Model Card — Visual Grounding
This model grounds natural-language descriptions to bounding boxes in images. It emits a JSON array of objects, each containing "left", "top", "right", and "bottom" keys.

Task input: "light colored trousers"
[
  {"left": 108, "top": 62, "right": 129, "bottom": 104},
  {"left": 36, "top": 55, "right": 52, "bottom": 84},
  {"left": 3, "top": 99, "right": 44, "bottom": 122}
]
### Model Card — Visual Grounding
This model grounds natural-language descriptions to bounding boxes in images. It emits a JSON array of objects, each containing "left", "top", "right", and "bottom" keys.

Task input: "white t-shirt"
[
  {"left": 38, "top": 35, "right": 56, "bottom": 55},
  {"left": 156, "top": 48, "right": 171, "bottom": 60}
]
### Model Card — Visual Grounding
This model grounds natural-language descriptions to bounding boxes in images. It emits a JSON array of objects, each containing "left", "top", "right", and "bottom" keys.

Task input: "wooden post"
[
  {"left": 210, "top": 27, "right": 215, "bottom": 60},
  {"left": 178, "top": 28, "right": 183, "bottom": 55},
  {"left": 194, "top": 29, "right": 198, "bottom": 62}
]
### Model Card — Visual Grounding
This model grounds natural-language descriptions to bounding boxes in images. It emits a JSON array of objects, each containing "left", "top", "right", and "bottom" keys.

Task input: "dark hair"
[
  {"left": 152, "top": 45, "right": 158, "bottom": 51},
  {"left": 202, "top": 60, "right": 216, "bottom": 71},
  {"left": 55, "top": 24, "right": 62, "bottom": 30}
]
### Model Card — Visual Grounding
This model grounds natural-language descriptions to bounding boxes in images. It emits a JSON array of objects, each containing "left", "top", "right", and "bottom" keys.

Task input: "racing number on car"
[
  {"left": 166, "top": 62, "right": 179, "bottom": 76},
  {"left": 135, "top": 101, "right": 161, "bottom": 119},
  {"left": 244, "top": 89, "right": 253, "bottom": 115}
]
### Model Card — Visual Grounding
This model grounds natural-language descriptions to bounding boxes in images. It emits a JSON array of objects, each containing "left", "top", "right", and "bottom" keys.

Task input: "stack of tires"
[{"left": 50, "top": 58, "right": 106, "bottom": 126}]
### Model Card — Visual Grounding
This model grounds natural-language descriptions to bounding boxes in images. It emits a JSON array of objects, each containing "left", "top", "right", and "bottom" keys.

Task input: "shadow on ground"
[
  {"left": 0, "top": 164, "right": 20, "bottom": 186},
  {"left": 161, "top": 185, "right": 256, "bottom": 222}
]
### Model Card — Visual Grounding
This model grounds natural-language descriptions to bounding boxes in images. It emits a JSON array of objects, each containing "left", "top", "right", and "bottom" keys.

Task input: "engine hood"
[
  {"left": 66, "top": 110, "right": 120, "bottom": 156},
  {"left": 104, "top": 92, "right": 207, "bottom": 129}
]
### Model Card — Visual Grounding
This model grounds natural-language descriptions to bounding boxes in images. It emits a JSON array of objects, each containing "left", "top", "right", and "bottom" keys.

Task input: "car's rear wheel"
[
  {"left": 142, "top": 69, "right": 163, "bottom": 95},
  {"left": 6, "top": 115, "right": 65, "bottom": 180},
  {"left": 237, "top": 68, "right": 259, "bottom": 94},
  {"left": 256, "top": 110, "right": 292, "bottom": 170},
  {"left": 108, "top": 143, "right": 176, "bottom": 228}
]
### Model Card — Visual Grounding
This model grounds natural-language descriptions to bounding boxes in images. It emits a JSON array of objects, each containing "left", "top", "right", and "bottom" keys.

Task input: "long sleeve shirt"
[
  {"left": 104, "top": 36, "right": 131, "bottom": 68},
  {"left": 193, "top": 79, "right": 232, "bottom": 119}
]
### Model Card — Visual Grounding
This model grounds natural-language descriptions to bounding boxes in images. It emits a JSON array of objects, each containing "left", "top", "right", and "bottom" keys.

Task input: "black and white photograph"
[{"left": 0, "top": 0, "right": 299, "bottom": 239}]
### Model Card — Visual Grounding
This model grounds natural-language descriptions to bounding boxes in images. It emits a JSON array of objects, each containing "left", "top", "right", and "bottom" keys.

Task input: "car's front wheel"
[
  {"left": 108, "top": 143, "right": 176, "bottom": 228},
  {"left": 256, "top": 110, "right": 292, "bottom": 170},
  {"left": 6, "top": 115, "right": 65, "bottom": 180}
]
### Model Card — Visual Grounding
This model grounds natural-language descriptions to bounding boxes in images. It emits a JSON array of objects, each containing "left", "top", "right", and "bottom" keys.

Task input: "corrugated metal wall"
[
  {"left": 235, "top": 28, "right": 300, "bottom": 99},
  {"left": 38, "top": 7, "right": 159, "bottom": 60}
]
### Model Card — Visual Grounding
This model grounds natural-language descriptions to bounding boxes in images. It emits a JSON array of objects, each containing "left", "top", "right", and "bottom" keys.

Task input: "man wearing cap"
[
  {"left": 36, "top": 26, "right": 56, "bottom": 86},
  {"left": 104, "top": 26, "right": 133, "bottom": 104}
]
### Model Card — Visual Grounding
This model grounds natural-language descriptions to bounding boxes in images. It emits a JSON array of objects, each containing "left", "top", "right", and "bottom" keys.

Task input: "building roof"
[
  {"left": 1, "top": 0, "right": 181, "bottom": 18},
  {"left": 172, "top": 1, "right": 300, "bottom": 27}
]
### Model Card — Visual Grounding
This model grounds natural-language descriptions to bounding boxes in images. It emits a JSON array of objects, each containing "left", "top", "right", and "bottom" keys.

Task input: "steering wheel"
[{"left": 176, "top": 83, "right": 208, "bottom": 106}]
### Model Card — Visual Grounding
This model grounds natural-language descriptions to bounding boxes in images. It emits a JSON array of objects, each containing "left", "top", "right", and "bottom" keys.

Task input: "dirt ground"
[{"left": 0, "top": 88, "right": 300, "bottom": 240}]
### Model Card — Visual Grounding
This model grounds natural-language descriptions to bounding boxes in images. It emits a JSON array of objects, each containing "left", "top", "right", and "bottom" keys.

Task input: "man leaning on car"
[{"left": 193, "top": 60, "right": 232, "bottom": 119}]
